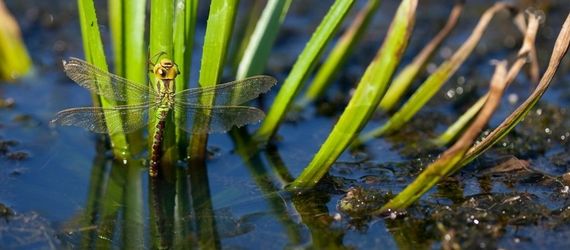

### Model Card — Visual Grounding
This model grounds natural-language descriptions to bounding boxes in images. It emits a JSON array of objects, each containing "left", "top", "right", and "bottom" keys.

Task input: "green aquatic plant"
[
  {"left": 173, "top": 0, "right": 198, "bottom": 153},
  {"left": 66, "top": 0, "right": 570, "bottom": 226},
  {"left": 381, "top": 60, "right": 510, "bottom": 212},
  {"left": 254, "top": 0, "right": 356, "bottom": 143},
  {"left": 0, "top": 1, "right": 31, "bottom": 81},
  {"left": 188, "top": 0, "right": 239, "bottom": 163},
  {"left": 236, "top": 0, "right": 291, "bottom": 80},
  {"left": 61, "top": 0, "right": 277, "bottom": 176},
  {"left": 378, "top": 2, "right": 464, "bottom": 112},
  {"left": 357, "top": 2, "right": 513, "bottom": 143},
  {"left": 290, "top": 0, "right": 418, "bottom": 189},
  {"left": 295, "top": 0, "right": 381, "bottom": 110},
  {"left": 76, "top": 0, "right": 129, "bottom": 158},
  {"left": 380, "top": 13, "right": 570, "bottom": 212}
]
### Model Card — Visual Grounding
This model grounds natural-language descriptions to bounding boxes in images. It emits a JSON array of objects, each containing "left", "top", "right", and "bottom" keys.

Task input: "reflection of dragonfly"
[{"left": 51, "top": 57, "right": 276, "bottom": 176}]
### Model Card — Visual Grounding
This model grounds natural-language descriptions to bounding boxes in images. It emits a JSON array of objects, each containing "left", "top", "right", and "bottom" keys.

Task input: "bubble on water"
[
  {"left": 536, "top": 109, "right": 542, "bottom": 116},
  {"left": 446, "top": 89, "right": 456, "bottom": 99},
  {"left": 455, "top": 87, "right": 463, "bottom": 95},
  {"left": 439, "top": 47, "right": 453, "bottom": 59},
  {"left": 47, "top": 14, "right": 54, "bottom": 25},
  {"left": 333, "top": 213, "right": 342, "bottom": 221},
  {"left": 508, "top": 93, "right": 518, "bottom": 104},
  {"left": 426, "top": 63, "right": 438, "bottom": 74},
  {"left": 545, "top": 128, "right": 552, "bottom": 134}
]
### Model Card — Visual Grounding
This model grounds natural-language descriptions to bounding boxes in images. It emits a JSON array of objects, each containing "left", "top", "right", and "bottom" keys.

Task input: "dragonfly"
[{"left": 51, "top": 57, "right": 276, "bottom": 176}]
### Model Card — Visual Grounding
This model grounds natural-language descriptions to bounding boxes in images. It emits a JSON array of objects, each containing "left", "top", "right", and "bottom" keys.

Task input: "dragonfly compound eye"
[{"left": 156, "top": 68, "right": 166, "bottom": 77}]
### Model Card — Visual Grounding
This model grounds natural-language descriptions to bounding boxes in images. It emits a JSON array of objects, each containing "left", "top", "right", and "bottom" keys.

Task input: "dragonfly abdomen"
[{"left": 149, "top": 110, "right": 168, "bottom": 177}]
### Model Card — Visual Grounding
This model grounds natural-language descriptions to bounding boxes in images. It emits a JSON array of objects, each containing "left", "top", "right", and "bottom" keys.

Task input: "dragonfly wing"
[
  {"left": 63, "top": 57, "right": 155, "bottom": 102},
  {"left": 175, "top": 75, "right": 276, "bottom": 106},
  {"left": 51, "top": 105, "right": 150, "bottom": 134},
  {"left": 174, "top": 104, "right": 265, "bottom": 134}
]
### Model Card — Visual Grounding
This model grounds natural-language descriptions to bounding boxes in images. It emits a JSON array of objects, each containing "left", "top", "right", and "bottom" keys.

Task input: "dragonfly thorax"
[{"left": 153, "top": 58, "right": 179, "bottom": 103}]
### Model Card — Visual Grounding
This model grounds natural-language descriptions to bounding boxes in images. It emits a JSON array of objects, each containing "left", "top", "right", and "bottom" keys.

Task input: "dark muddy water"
[{"left": 1, "top": 0, "right": 570, "bottom": 249}]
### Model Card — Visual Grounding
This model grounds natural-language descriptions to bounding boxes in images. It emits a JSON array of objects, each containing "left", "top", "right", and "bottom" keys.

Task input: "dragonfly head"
[{"left": 153, "top": 59, "right": 179, "bottom": 80}]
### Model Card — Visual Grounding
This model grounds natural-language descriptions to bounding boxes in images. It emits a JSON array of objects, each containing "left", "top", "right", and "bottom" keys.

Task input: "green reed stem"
[
  {"left": 378, "top": 2, "right": 463, "bottom": 111},
  {"left": 188, "top": 0, "right": 238, "bottom": 162},
  {"left": 229, "top": 0, "right": 264, "bottom": 73},
  {"left": 357, "top": 3, "right": 511, "bottom": 144},
  {"left": 379, "top": 13, "right": 554, "bottom": 212},
  {"left": 290, "top": 0, "right": 418, "bottom": 189},
  {"left": 0, "top": 1, "right": 31, "bottom": 80},
  {"left": 229, "top": 0, "right": 291, "bottom": 156},
  {"left": 77, "top": 0, "right": 129, "bottom": 157},
  {"left": 108, "top": 0, "right": 123, "bottom": 76},
  {"left": 237, "top": 0, "right": 292, "bottom": 79},
  {"left": 296, "top": 0, "right": 381, "bottom": 109},
  {"left": 459, "top": 13, "right": 570, "bottom": 167},
  {"left": 174, "top": 0, "right": 198, "bottom": 154},
  {"left": 379, "top": 61, "right": 508, "bottom": 212},
  {"left": 124, "top": 0, "right": 148, "bottom": 153},
  {"left": 254, "top": 0, "right": 356, "bottom": 143},
  {"left": 433, "top": 93, "right": 487, "bottom": 146},
  {"left": 123, "top": 161, "right": 144, "bottom": 249}
]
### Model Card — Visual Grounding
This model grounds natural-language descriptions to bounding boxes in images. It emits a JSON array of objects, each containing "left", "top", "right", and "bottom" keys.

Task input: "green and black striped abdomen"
[{"left": 149, "top": 110, "right": 168, "bottom": 177}]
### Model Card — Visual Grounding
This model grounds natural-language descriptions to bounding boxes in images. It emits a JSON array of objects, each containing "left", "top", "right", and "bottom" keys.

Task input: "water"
[{"left": 2, "top": 0, "right": 570, "bottom": 249}]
